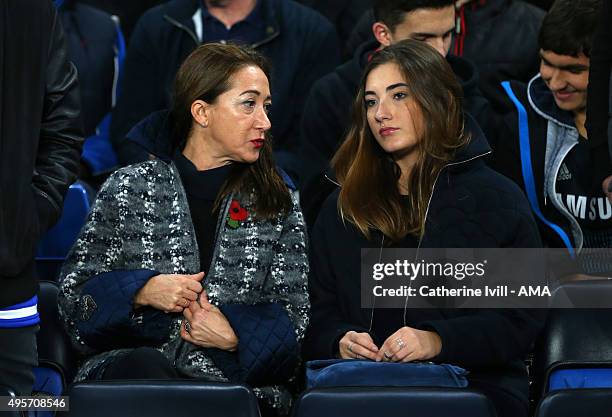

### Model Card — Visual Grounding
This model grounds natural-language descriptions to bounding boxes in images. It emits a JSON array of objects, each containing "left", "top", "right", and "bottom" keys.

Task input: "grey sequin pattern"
[{"left": 57, "top": 160, "right": 310, "bottom": 413}]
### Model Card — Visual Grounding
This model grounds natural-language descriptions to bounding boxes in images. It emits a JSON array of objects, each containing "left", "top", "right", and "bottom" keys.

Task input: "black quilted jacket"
[{"left": 303, "top": 121, "right": 546, "bottom": 415}]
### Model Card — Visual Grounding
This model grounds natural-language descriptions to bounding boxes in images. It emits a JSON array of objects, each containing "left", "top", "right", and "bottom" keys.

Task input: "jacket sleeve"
[
  {"left": 420, "top": 308, "right": 545, "bottom": 370},
  {"left": 259, "top": 191, "right": 310, "bottom": 342},
  {"left": 74, "top": 269, "right": 174, "bottom": 350},
  {"left": 34, "top": 7, "right": 84, "bottom": 232},
  {"left": 303, "top": 196, "right": 370, "bottom": 360},
  {"left": 109, "top": 11, "right": 163, "bottom": 165},
  {"left": 58, "top": 170, "right": 172, "bottom": 354}
]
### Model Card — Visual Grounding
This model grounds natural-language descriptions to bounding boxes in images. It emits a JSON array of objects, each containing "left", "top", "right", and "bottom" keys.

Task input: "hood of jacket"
[
  {"left": 527, "top": 74, "right": 576, "bottom": 129},
  {"left": 126, "top": 110, "right": 174, "bottom": 161}
]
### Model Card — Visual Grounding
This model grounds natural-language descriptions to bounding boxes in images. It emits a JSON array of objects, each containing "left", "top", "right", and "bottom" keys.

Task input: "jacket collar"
[
  {"left": 163, "top": 0, "right": 279, "bottom": 45},
  {"left": 527, "top": 74, "right": 576, "bottom": 129},
  {"left": 126, "top": 110, "right": 296, "bottom": 190},
  {"left": 453, "top": 113, "right": 492, "bottom": 165}
]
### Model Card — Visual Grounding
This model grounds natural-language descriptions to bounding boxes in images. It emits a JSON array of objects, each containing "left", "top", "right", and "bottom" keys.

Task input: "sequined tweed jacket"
[{"left": 58, "top": 160, "right": 309, "bottom": 407}]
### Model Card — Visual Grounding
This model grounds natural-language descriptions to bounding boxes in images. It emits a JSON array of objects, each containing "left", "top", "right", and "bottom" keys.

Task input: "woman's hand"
[
  {"left": 338, "top": 331, "right": 379, "bottom": 360},
  {"left": 180, "top": 299, "right": 238, "bottom": 351},
  {"left": 133, "top": 272, "right": 205, "bottom": 313},
  {"left": 376, "top": 327, "right": 442, "bottom": 363}
]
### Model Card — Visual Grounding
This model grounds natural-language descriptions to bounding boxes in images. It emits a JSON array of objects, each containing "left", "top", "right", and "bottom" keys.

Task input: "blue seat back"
[
  {"left": 536, "top": 389, "right": 612, "bottom": 417},
  {"left": 291, "top": 387, "right": 497, "bottom": 417},
  {"left": 549, "top": 368, "right": 612, "bottom": 390},
  {"left": 37, "top": 183, "right": 91, "bottom": 260},
  {"left": 65, "top": 381, "right": 261, "bottom": 417}
]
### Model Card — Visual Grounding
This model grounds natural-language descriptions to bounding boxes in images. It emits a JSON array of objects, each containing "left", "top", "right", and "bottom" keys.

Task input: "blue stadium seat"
[
  {"left": 291, "top": 387, "right": 497, "bottom": 417},
  {"left": 64, "top": 381, "right": 261, "bottom": 417},
  {"left": 28, "top": 281, "right": 76, "bottom": 417},
  {"left": 36, "top": 281, "right": 76, "bottom": 384},
  {"left": 533, "top": 283, "right": 612, "bottom": 399},
  {"left": 36, "top": 183, "right": 91, "bottom": 281},
  {"left": 535, "top": 388, "right": 612, "bottom": 417}
]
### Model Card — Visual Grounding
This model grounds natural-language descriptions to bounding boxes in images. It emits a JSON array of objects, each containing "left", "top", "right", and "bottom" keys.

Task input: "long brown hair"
[
  {"left": 169, "top": 43, "right": 291, "bottom": 218},
  {"left": 332, "top": 39, "right": 469, "bottom": 242}
]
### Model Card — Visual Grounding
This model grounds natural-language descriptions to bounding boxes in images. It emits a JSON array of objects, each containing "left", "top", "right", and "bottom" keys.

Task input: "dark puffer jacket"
[{"left": 303, "top": 121, "right": 545, "bottom": 417}]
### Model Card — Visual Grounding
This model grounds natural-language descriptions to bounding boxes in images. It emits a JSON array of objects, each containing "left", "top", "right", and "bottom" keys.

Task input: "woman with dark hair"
[
  {"left": 58, "top": 43, "right": 309, "bottom": 415},
  {"left": 303, "top": 40, "right": 544, "bottom": 417}
]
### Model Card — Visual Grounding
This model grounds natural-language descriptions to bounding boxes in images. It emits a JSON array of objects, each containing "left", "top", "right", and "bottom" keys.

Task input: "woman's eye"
[
  {"left": 365, "top": 99, "right": 377, "bottom": 108},
  {"left": 393, "top": 92, "right": 407, "bottom": 100},
  {"left": 242, "top": 100, "right": 256, "bottom": 110},
  {"left": 264, "top": 103, "right": 272, "bottom": 113}
]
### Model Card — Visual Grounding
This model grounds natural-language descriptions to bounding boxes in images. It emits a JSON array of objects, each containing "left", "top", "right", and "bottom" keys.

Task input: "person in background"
[
  {"left": 493, "top": 0, "right": 611, "bottom": 278},
  {"left": 56, "top": 0, "right": 126, "bottom": 184},
  {"left": 110, "top": 0, "right": 340, "bottom": 179},
  {"left": 297, "top": 0, "right": 373, "bottom": 57},
  {"left": 0, "top": 0, "right": 83, "bottom": 395},
  {"left": 77, "top": 0, "right": 167, "bottom": 41},
  {"left": 58, "top": 43, "right": 308, "bottom": 417},
  {"left": 303, "top": 40, "right": 544, "bottom": 417},
  {"left": 345, "top": 0, "right": 545, "bottom": 113}
]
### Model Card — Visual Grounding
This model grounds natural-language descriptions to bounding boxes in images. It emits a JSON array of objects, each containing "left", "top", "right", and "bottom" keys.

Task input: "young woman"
[
  {"left": 58, "top": 43, "right": 309, "bottom": 415},
  {"left": 303, "top": 40, "right": 544, "bottom": 417}
]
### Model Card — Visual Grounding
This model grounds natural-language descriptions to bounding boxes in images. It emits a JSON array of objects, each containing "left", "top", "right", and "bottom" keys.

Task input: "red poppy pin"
[{"left": 227, "top": 199, "right": 248, "bottom": 229}]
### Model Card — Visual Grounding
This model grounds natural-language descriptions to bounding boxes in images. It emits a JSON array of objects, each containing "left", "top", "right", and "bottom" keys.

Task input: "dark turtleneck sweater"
[{"left": 174, "top": 151, "right": 233, "bottom": 273}]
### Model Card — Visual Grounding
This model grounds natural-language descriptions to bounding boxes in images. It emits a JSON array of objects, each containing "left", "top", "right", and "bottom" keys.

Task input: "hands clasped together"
[
  {"left": 339, "top": 328, "right": 442, "bottom": 363},
  {"left": 133, "top": 272, "right": 238, "bottom": 351}
]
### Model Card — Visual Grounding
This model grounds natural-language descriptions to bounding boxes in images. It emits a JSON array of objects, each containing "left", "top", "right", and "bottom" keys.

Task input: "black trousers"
[{"left": 0, "top": 325, "right": 39, "bottom": 395}]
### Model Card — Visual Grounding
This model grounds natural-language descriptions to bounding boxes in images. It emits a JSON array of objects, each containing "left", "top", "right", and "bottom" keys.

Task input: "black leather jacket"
[{"left": 0, "top": 0, "right": 83, "bottom": 308}]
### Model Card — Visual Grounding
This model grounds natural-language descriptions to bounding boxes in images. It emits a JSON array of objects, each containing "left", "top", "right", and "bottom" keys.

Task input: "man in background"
[{"left": 0, "top": 0, "right": 83, "bottom": 395}]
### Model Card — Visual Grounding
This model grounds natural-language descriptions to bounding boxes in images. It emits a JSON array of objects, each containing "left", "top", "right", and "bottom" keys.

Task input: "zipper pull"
[{"left": 544, "top": 194, "right": 547, "bottom": 206}]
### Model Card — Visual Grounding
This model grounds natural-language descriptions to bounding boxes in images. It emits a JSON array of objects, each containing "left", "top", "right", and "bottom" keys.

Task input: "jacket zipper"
[
  {"left": 164, "top": 15, "right": 199, "bottom": 45},
  {"left": 547, "top": 140, "right": 582, "bottom": 251},
  {"left": 324, "top": 150, "right": 491, "bottom": 330},
  {"left": 401, "top": 150, "right": 492, "bottom": 323},
  {"left": 372, "top": 150, "right": 491, "bottom": 328},
  {"left": 164, "top": 14, "right": 280, "bottom": 49}
]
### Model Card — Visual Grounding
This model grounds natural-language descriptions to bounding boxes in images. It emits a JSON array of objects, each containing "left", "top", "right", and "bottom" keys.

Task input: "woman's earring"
[{"left": 201, "top": 122, "right": 208, "bottom": 128}]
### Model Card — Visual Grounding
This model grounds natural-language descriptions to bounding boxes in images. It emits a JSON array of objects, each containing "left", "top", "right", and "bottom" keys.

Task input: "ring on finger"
[
  {"left": 384, "top": 351, "right": 393, "bottom": 360},
  {"left": 348, "top": 342, "right": 354, "bottom": 353},
  {"left": 184, "top": 320, "right": 192, "bottom": 334}
]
